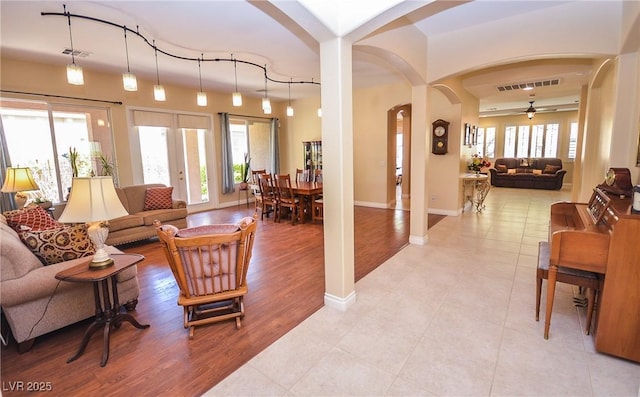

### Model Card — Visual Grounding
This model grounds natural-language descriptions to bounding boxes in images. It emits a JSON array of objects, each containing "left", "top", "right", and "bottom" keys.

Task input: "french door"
[{"left": 129, "top": 110, "right": 216, "bottom": 212}]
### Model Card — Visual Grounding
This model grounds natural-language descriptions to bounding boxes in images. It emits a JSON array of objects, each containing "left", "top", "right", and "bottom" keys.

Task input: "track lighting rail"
[{"left": 41, "top": 9, "right": 321, "bottom": 87}]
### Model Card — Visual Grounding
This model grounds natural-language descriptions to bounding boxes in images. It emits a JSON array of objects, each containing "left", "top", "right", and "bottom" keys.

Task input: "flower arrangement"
[{"left": 468, "top": 154, "right": 491, "bottom": 172}]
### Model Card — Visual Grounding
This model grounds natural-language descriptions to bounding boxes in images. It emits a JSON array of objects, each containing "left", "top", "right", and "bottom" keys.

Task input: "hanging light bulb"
[
  {"left": 153, "top": 40, "right": 165, "bottom": 101},
  {"left": 286, "top": 79, "right": 294, "bottom": 117},
  {"left": 122, "top": 27, "right": 137, "bottom": 91},
  {"left": 232, "top": 55, "right": 242, "bottom": 106},
  {"left": 262, "top": 70, "right": 271, "bottom": 114},
  {"left": 65, "top": 6, "right": 84, "bottom": 85},
  {"left": 197, "top": 56, "right": 207, "bottom": 106}
]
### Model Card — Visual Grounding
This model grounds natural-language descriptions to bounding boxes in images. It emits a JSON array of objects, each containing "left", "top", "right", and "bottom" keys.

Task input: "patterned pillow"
[
  {"left": 5, "top": 205, "right": 62, "bottom": 232},
  {"left": 144, "top": 187, "right": 174, "bottom": 210},
  {"left": 20, "top": 224, "right": 95, "bottom": 265},
  {"left": 543, "top": 165, "right": 561, "bottom": 174},
  {"left": 496, "top": 164, "right": 508, "bottom": 173}
]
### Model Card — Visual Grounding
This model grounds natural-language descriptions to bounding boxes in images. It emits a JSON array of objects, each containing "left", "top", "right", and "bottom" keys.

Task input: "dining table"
[{"left": 292, "top": 181, "right": 323, "bottom": 223}]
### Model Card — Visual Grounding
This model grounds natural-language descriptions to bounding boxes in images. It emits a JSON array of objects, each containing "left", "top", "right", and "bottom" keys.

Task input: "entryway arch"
[{"left": 387, "top": 103, "right": 411, "bottom": 209}]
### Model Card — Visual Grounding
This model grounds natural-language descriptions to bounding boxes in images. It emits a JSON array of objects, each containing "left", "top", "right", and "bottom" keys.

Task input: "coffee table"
[{"left": 55, "top": 253, "right": 149, "bottom": 367}]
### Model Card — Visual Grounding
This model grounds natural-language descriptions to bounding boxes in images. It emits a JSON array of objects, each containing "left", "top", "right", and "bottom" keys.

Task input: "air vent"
[
  {"left": 497, "top": 79, "right": 559, "bottom": 92},
  {"left": 62, "top": 48, "right": 91, "bottom": 58}
]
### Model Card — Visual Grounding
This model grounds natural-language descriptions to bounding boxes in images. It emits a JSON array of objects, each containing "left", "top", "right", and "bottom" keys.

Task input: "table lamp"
[
  {"left": 1, "top": 167, "right": 40, "bottom": 209},
  {"left": 58, "top": 177, "right": 128, "bottom": 269}
]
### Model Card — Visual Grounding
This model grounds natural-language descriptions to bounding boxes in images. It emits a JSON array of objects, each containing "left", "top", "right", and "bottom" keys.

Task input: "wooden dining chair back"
[
  {"left": 155, "top": 216, "right": 258, "bottom": 339},
  {"left": 295, "top": 168, "right": 306, "bottom": 184},
  {"left": 274, "top": 173, "right": 301, "bottom": 225},
  {"left": 314, "top": 168, "right": 323, "bottom": 183},
  {"left": 258, "top": 173, "right": 278, "bottom": 220},
  {"left": 250, "top": 169, "right": 266, "bottom": 213}
]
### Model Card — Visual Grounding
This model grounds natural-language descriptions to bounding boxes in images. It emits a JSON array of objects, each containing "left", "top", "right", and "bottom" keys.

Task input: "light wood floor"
[{"left": 1, "top": 205, "right": 444, "bottom": 397}]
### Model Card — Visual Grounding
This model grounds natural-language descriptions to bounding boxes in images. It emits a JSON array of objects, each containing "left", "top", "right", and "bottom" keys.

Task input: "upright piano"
[{"left": 548, "top": 187, "right": 640, "bottom": 363}]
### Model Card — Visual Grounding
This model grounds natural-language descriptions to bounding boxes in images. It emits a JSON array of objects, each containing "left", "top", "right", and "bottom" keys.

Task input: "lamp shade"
[
  {"left": 59, "top": 177, "right": 128, "bottom": 223},
  {"left": 1, "top": 167, "right": 39, "bottom": 193}
]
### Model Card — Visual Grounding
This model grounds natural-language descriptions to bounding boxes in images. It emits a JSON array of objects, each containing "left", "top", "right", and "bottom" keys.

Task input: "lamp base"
[
  {"left": 86, "top": 221, "right": 114, "bottom": 269},
  {"left": 89, "top": 257, "right": 114, "bottom": 269}
]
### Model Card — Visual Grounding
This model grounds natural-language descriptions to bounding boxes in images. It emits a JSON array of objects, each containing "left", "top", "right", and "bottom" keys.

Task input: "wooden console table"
[{"left": 55, "top": 253, "right": 149, "bottom": 367}]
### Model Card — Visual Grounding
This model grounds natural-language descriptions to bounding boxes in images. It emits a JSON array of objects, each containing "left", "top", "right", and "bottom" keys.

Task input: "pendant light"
[
  {"left": 232, "top": 55, "right": 242, "bottom": 106},
  {"left": 262, "top": 70, "right": 271, "bottom": 114},
  {"left": 286, "top": 79, "right": 294, "bottom": 117},
  {"left": 153, "top": 40, "right": 165, "bottom": 101},
  {"left": 65, "top": 6, "right": 84, "bottom": 85},
  {"left": 526, "top": 101, "right": 536, "bottom": 119},
  {"left": 197, "top": 56, "right": 207, "bottom": 107},
  {"left": 122, "top": 27, "right": 137, "bottom": 91}
]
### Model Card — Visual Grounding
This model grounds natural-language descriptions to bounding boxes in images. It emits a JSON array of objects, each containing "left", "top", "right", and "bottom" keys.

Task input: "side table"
[
  {"left": 55, "top": 253, "right": 149, "bottom": 367},
  {"left": 462, "top": 173, "right": 490, "bottom": 212}
]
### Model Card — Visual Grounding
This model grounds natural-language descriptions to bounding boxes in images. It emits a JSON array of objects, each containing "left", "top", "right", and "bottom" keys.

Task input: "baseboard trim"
[{"left": 324, "top": 291, "right": 356, "bottom": 311}]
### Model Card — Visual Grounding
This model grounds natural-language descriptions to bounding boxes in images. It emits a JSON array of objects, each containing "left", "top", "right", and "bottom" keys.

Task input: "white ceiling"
[{"left": 0, "top": 1, "right": 598, "bottom": 115}]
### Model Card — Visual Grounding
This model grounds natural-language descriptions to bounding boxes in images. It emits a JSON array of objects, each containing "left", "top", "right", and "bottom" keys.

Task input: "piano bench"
[{"left": 536, "top": 241, "right": 602, "bottom": 338}]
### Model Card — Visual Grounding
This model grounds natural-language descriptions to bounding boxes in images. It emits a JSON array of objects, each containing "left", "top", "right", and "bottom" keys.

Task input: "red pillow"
[
  {"left": 6, "top": 205, "right": 62, "bottom": 232},
  {"left": 144, "top": 187, "right": 174, "bottom": 210}
]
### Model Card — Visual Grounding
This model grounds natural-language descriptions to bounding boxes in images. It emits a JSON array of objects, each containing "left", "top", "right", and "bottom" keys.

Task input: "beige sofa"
[
  {"left": 107, "top": 183, "right": 188, "bottom": 246},
  {"left": 0, "top": 214, "right": 140, "bottom": 352}
]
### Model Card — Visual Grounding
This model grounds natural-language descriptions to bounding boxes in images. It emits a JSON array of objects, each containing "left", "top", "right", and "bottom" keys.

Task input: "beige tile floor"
[{"left": 206, "top": 187, "right": 640, "bottom": 396}]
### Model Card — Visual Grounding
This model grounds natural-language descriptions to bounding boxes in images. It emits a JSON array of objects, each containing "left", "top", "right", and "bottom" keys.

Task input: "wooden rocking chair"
[{"left": 155, "top": 215, "right": 257, "bottom": 339}]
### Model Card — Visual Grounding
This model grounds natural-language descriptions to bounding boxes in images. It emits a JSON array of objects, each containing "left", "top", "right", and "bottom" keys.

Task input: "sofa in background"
[
  {"left": 0, "top": 211, "right": 140, "bottom": 352},
  {"left": 107, "top": 183, "right": 188, "bottom": 246},
  {"left": 489, "top": 158, "right": 566, "bottom": 190}
]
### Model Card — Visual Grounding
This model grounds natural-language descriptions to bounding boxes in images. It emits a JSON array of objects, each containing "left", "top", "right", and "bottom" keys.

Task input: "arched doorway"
[{"left": 387, "top": 104, "right": 411, "bottom": 210}]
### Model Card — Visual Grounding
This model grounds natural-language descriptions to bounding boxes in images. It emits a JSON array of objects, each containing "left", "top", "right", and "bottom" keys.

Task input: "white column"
[
  {"left": 320, "top": 37, "right": 356, "bottom": 310},
  {"left": 409, "top": 84, "right": 429, "bottom": 245}
]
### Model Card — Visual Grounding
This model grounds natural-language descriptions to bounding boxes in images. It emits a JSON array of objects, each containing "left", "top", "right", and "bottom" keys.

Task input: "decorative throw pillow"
[
  {"left": 144, "top": 187, "right": 174, "bottom": 210},
  {"left": 20, "top": 224, "right": 95, "bottom": 265},
  {"left": 507, "top": 168, "right": 516, "bottom": 175},
  {"left": 543, "top": 165, "right": 561, "bottom": 174},
  {"left": 6, "top": 205, "right": 62, "bottom": 232},
  {"left": 533, "top": 169, "right": 543, "bottom": 175},
  {"left": 496, "top": 165, "right": 508, "bottom": 173}
]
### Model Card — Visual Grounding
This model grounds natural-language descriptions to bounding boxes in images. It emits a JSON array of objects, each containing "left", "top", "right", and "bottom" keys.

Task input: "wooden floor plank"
[{"left": 1, "top": 206, "right": 444, "bottom": 397}]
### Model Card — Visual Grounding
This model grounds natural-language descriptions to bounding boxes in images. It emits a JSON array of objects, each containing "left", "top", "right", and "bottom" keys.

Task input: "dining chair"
[
  {"left": 296, "top": 168, "right": 305, "bottom": 184},
  {"left": 311, "top": 196, "right": 323, "bottom": 222},
  {"left": 250, "top": 169, "right": 266, "bottom": 213},
  {"left": 258, "top": 173, "right": 278, "bottom": 220},
  {"left": 314, "top": 168, "right": 323, "bottom": 183},
  {"left": 536, "top": 241, "right": 601, "bottom": 338},
  {"left": 274, "top": 173, "right": 301, "bottom": 225},
  {"left": 155, "top": 215, "right": 258, "bottom": 339}
]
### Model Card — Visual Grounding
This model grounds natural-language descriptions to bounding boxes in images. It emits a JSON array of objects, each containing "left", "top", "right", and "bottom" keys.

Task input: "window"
[
  {"left": 568, "top": 122, "right": 578, "bottom": 159},
  {"left": 229, "top": 117, "right": 272, "bottom": 182},
  {"left": 476, "top": 127, "right": 496, "bottom": 158},
  {"left": 503, "top": 122, "right": 559, "bottom": 158},
  {"left": 504, "top": 126, "right": 516, "bottom": 157},
  {"left": 1, "top": 98, "right": 114, "bottom": 203}
]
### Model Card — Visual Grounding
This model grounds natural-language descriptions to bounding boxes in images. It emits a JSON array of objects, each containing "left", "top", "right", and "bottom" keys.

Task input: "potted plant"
[{"left": 239, "top": 153, "right": 251, "bottom": 190}]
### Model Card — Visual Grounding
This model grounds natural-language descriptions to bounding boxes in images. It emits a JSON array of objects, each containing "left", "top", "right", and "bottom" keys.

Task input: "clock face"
[
  {"left": 434, "top": 126, "right": 446, "bottom": 137},
  {"left": 605, "top": 169, "right": 615, "bottom": 186}
]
